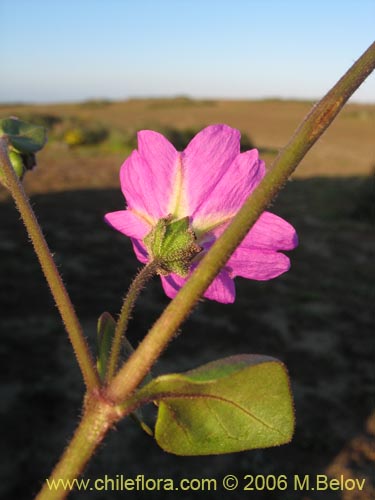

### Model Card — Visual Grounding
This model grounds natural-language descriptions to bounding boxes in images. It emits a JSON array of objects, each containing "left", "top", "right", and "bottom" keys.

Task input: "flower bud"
[{"left": 8, "top": 150, "right": 25, "bottom": 178}]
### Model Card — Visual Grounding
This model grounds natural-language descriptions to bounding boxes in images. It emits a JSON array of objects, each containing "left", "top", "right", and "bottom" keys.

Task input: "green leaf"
[
  {"left": 131, "top": 355, "right": 294, "bottom": 455},
  {"left": 97, "top": 312, "right": 141, "bottom": 380},
  {"left": 96, "top": 312, "right": 152, "bottom": 435},
  {"left": 97, "top": 312, "right": 116, "bottom": 381},
  {"left": 0, "top": 117, "right": 47, "bottom": 154}
]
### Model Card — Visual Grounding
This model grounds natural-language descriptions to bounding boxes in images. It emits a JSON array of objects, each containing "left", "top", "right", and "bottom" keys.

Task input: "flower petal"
[
  {"left": 160, "top": 273, "right": 186, "bottom": 299},
  {"left": 241, "top": 211, "right": 298, "bottom": 251},
  {"left": 181, "top": 125, "right": 241, "bottom": 216},
  {"left": 193, "top": 150, "right": 266, "bottom": 232},
  {"left": 120, "top": 131, "right": 179, "bottom": 220},
  {"left": 228, "top": 247, "right": 291, "bottom": 281},
  {"left": 131, "top": 238, "right": 149, "bottom": 264},
  {"left": 104, "top": 210, "right": 151, "bottom": 239},
  {"left": 210, "top": 211, "right": 298, "bottom": 251},
  {"left": 119, "top": 151, "right": 154, "bottom": 220},
  {"left": 137, "top": 131, "right": 180, "bottom": 216},
  {"left": 160, "top": 269, "right": 235, "bottom": 304},
  {"left": 202, "top": 270, "right": 236, "bottom": 303}
]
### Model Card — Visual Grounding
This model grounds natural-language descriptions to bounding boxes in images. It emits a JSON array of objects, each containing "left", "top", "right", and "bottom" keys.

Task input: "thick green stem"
[
  {"left": 0, "top": 140, "right": 100, "bottom": 391},
  {"left": 107, "top": 40, "right": 375, "bottom": 403},
  {"left": 105, "top": 261, "right": 159, "bottom": 382}
]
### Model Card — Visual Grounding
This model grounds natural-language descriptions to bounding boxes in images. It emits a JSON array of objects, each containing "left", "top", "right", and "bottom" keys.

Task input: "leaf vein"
[{"left": 157, "top": 391, "right": 287, "bottom": 438}]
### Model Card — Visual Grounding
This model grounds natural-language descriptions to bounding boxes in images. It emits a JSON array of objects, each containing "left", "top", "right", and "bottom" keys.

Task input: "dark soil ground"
[{"left": 0, "top": 100, "right": 374, "bottom": 499}]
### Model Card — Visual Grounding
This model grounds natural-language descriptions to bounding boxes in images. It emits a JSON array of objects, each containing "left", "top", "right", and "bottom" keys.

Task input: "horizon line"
[{"left": 0, "top": 94, "right": 374, "bottom": 107}]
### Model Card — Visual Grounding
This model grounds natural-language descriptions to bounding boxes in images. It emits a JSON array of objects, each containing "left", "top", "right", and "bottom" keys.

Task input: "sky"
[{"left": 0, "top": 0, "right": 374, "bottom": 103}]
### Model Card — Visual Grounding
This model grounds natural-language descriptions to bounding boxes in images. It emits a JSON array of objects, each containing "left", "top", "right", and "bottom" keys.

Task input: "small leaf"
[
  {"left": 97, "top": 312, "right": 116, "bottom": 381},
  {"left": 130, "top": 413, "right": 154, "bottom": 437},
  {"left": 97, "top": 311, "right": 139, "bottom": 380},
  {"left": 97, "top": 312, "right": 153, "bottom": 434},
  {"left": 131, "top": 355, "right": 294, "bottom": 455},
  {"left": 0, "top": 117, "right": 47, "bottom": 154}
]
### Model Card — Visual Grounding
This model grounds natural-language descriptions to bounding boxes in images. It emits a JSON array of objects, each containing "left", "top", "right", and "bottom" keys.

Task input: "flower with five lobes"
[{"left": 105, "top": 124, "right": 297, "bottom": 303}]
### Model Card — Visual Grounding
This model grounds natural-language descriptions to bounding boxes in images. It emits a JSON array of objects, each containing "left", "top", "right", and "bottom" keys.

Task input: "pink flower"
[{"left": 105, "top": 125, "right": 297, "bottom": 303}]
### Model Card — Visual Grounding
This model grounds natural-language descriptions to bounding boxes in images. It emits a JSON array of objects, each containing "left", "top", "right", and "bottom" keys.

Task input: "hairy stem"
[
  {"left": 34, "top": 393, "right": 120, "bottom": 500},
  {"left": 0, "top": 140, "right": 100, "bottom": 390},
  {"left": 107, "top": 40, "right": 375, "bottom": 403},
  {"left": 105, "top": 261, "right": 159, "bottom": 382}
]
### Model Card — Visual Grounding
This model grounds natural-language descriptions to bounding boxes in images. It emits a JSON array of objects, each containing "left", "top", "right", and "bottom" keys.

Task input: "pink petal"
[
  {"left": 160, "top": 273, "right": 186, "bottom": 299},
  {"left": 228, "top": 247, "right": 291, "bottom": 281},
  {"left": 161, "top": 269, "right": 235, "bottom": 304},
  {"left": 104, "top": 210, "right": 151, "bottom": 239},
  {"left": 137, "top": 131, "right": 180, "bottom": 216},
  {"left": 120, "top": 131, "right": 179, "bottom": 220},
  {"left": 131, "top": 238, "right": 149, "bottom": 264},
  {"left": 119, "top": 151, "right": 155, "bottom": 219},
  {"left": 202, "top": 270, "right": 236, "bottom": 303},
  {"left": 181, "top": 125, "right": 241, "bottom": 216},
  {"left": 211, "top": 211, "right": 298, "bottom": 251},
  {"left": 193, "top": 150, "right": 266, "bottom": 231},
  {"left": 241, "top": 211, "right": 298, "bottom": 251}
]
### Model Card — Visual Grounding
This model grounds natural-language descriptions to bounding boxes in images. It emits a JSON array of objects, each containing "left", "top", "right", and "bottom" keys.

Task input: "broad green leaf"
[
  {"left": 131, "top": 355, "right": 294, "bottom": 455},
  {"left": 0, "top": 117, "right": 47, "bottom": 154}
]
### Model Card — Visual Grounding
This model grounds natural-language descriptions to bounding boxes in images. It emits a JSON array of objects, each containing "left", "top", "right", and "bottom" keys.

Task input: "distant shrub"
[
  {"left": 239, "top": 132, "right": 255, "bottom": 152},
  {"left": 79, "top": 99, "right": 113, "bottom": 109},
  {"left": 63, "top": 123, "right": 109, "bottom": 147},
  {"left": 59, "top": 121, "right": 256, "bottom": 154},
  {"left": 103, "top": 129, "right": 138, "bottom": 153},
  {"left": 147, "top": 97, "right": 217, "bottom": 110},
  {"left": 344, "top": 109, "right": 375, "bottom": 121},
  {"left": 18, "top": 113, "right": 61, "bottom": 129},
  {"left": 64, "top": 128, "right": 87, "bottom": 147},
  {"left": 159, "top": 126, "right": 201, "bottom": 150},
  {"left": 123, "top": 125, "right": 256, "bottom": 152},
  {"left": 121, "top": 130, "right": 138, "bottom": 150}
]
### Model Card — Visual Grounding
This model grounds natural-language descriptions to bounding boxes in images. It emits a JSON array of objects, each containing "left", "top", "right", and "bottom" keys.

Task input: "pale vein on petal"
[{"left": 168, "top": 155, "right": 187, "bottom": 218}]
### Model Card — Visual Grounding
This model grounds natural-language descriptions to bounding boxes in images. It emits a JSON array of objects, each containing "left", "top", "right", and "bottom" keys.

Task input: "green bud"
[
  {"left": 8, "top": 151, "right": 25, "bottom": 178},
  {"left": 144, "top": 216, "right": 202, "bottom": 277}
]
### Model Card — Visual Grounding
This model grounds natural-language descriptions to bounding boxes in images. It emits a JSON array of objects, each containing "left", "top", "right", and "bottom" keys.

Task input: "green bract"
[{"left": 144, "top": 216, "right": 202, "bottom": 276}]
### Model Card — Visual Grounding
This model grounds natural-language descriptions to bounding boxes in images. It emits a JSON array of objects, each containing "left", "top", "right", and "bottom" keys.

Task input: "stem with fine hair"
[
  {"left": 105, "top": 260, "right": 159, "bottom": 382},
  {"left": 0, "top": 140, "right": 100, "bottom": 391},
  {"left": 34, "top": 394, "right": 121, "bottom": 500}
]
